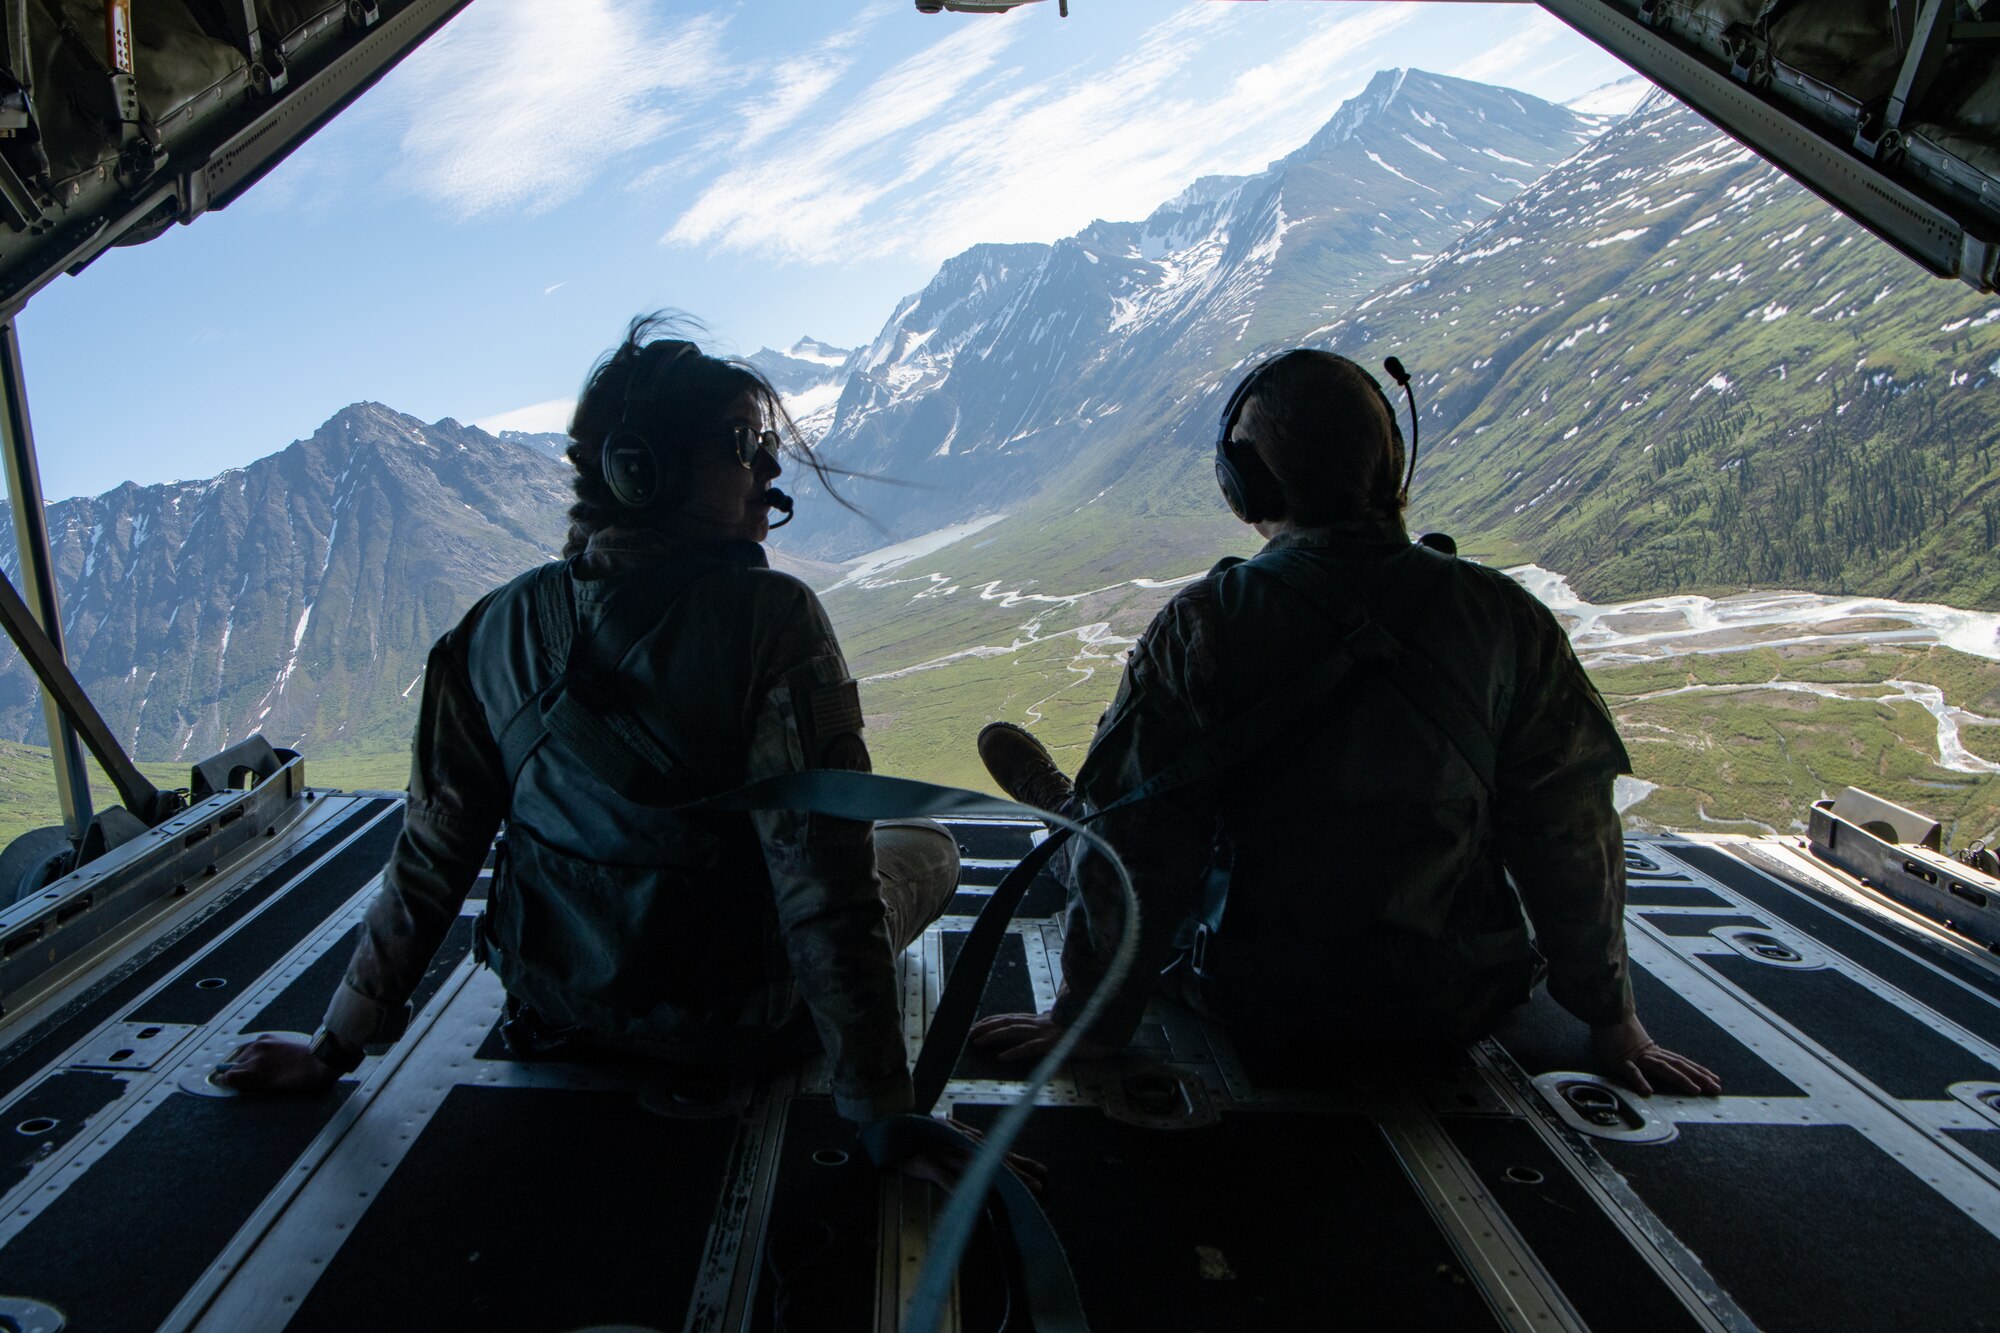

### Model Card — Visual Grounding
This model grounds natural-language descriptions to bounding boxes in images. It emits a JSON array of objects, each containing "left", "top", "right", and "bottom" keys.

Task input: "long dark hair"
[{"left": 562, "top": 312, "right": 859, "bottom": 556}]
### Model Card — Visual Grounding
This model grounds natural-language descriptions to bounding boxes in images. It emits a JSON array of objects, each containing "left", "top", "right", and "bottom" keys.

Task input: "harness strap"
[
  {"left": 493, "top": 557, "right": 731, "bottom": 795},
  {"left": 492, "top": 565, "right": 571, "bottom": 787},
  {"left": 1251, "top": 546, "right": 1499, "bottom": 793},
  {"left": 534, "top": 560, "right": 575, "bottom": 674},
  {"left": 507, "top": 554, "right": 1483, "bottom": 1333},
  {"left": 688, "top": 772, "right": 1106, "bottom": 1333}
]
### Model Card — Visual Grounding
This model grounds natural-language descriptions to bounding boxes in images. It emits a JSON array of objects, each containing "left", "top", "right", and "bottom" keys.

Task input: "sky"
[{"left": 15, "top": 0, "right": 1635, "bottom": 502}]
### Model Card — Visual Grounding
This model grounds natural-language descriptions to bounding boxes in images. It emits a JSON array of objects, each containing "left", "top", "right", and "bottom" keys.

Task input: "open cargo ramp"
[{"left": 0, "top": 794, "right": 1995, "bottom": 1329}]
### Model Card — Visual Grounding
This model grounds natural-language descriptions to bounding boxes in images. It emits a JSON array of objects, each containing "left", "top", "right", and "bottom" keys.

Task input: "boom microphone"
[
  {"left": 1383, "top": 356, "right": 1420, "bottom": 502},
  {"left": 765, "top": 486, "right": 795, "bottom": 529}
]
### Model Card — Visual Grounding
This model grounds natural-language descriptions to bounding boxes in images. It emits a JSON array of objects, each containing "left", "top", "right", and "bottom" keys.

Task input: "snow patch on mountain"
[
  {"left": 784, "top": 70, "right": 1616, "bottom": 560},
  {"left": 1564, "top": 75, "right": 1655, "bottom": 119}
]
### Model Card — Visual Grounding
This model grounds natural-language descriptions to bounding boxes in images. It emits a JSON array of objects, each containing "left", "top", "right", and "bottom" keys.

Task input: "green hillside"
[
  {"left": 852, "top": 591, "right": 2000, "bottom": 849},
  {"left": 1597, "top": 643, "right": 2000, "bottom": 848},
  {"left": 819, "top": 89, "right": 2000, "bottom": 855},
  {"left": 1319, "top": 98, "right": 2000, "bottom": 610}
]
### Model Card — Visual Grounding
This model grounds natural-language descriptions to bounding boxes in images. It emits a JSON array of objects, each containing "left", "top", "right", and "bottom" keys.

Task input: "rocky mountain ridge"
[
  {"left": 0, "top": 406, "right": 573, "bottom": 759},
  {"left": 747, "top": 338, "right": 855, "bottom": 438},
  {"left": 0, "top": 405, "right": 848, "bottom": 763},
  {"left": 1316, "top": 90, "right": 2000, "bottom": 606},
  {"left": 7, "top": 66, "right": 1995, "bottom": 780},
  {"left": 779, "top": 68, "right": 1603, "bottom": 559}
]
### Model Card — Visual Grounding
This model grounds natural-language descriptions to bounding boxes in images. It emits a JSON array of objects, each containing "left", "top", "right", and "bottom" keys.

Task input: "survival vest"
[
  {"left": 1164, "top": 541, "right": 1546, "bottom": 1041},
  {"left": 464, "top": 543, "right": 793, "bottom": 1051}
]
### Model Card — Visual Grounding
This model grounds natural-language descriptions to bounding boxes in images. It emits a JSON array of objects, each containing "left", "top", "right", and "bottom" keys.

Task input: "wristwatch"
[{"left": 306, "top": 1026, "right": 365, "bottom": 1076}]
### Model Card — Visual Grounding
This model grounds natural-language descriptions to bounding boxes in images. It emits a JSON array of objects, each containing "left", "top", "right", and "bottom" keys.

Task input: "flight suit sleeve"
[
  {"left": 745, "top": 583, "right": 912, "bottom": 1122},
  {"left": 1054, "top": 584, "right": 1224, "bottom": 1048},
  {"left": 1494, "top": 594, "right": 1636, "bottom": 1029},
  {"left": 324, "top": 613, "right": 507, "bottom": 1047}
]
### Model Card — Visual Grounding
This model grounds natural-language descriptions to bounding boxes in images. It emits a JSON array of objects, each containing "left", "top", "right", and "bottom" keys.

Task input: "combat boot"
[{"left": 977, "top": 721, "right": 1075, "bottom": 814}]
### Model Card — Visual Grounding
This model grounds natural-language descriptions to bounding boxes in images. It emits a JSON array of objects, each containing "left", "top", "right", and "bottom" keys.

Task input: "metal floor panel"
[
  {"left": 1486, "top": 839, "right": 2000, "bottom": 1333},
  {"left": 0, "top": 796, "right": 395, "bottom": 1101},
  {"left": 2, "top": 813, "right": 1997, "bottom": 1331},
  {"left": 0, "top": 793, "right": 401, "bottom": 1333}
]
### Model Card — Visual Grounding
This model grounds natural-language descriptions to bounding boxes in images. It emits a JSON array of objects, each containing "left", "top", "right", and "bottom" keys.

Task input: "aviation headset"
[
  {"left": 1214, "top": 349, "right": 1419, "bottom": 524},
  {"left": 599, "top": 339, "right": 794, "bottom": 525}
]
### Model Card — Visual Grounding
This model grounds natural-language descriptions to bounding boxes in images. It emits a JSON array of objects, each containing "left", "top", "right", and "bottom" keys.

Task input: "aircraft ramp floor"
[{"left": 0, "top": 793, "right": 1997, "bottom": 1331}]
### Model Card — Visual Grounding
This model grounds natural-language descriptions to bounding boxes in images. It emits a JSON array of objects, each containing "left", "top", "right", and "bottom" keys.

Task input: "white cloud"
[
  {"left": 474, "top": 398, "right": 577, "bottom": 435},
  {"left": 1448, "top": 12, "right": 1569, "bottom": 87},
  {"left": 387, "top": 0, "right": 732, "bottom": 218},
  {"left": 665, "top": 2, "right": 1419, "bottom": 266},
  {"left": 668, "top": 18, "right": 1021, "bottom": 259},
  {"left": 734, "top": 4, "right": 891, "bottom": 152}
]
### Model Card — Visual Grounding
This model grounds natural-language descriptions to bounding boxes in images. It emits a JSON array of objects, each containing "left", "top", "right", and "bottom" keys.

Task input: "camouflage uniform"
[
  {"left": 322, "top": 529, "right": 956, "bottom": 1121},
  {"left": 1053, "top": 519, "right": 1634, "bottom": 1048}
]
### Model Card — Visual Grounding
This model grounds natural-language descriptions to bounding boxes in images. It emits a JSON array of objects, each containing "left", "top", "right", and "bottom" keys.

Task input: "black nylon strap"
[
  {"left": 689, "top": 773, "right": 1108, "bottom": 1333},
  {"left": 534, "top": 560, "right": 576, "bottom": 674},
  {"left": 543, "top": 689, "right": 671, "bottom": 795},
  {"left": 1252, "top": 547, "right": 1499, "bottom": 792},
  {"left": 914, "top": 832, "right": 1067, "bottom": 1110},
  {"left": 493, "top": 565, "right": 574, "bottom": 787},
  {"left": 688, "top": 773, "right": 1069, "bottom": 1114},
  {"left": 494, "top": 557, "right": 728, "bottom": 793}
]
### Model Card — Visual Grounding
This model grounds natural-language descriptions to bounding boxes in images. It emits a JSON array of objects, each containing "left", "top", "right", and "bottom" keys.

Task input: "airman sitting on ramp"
[{"left": 972, "top": 348, "right": 1720, "bottom": 1099}]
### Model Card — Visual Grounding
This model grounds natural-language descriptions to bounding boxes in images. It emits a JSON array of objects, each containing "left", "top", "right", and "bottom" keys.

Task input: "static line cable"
[
  {"left": 689, "top": 772, "right": 1133, "bottom": 1331},
  {"left": 902, "top": 803, "right": 1136, "bottom": 1333}
]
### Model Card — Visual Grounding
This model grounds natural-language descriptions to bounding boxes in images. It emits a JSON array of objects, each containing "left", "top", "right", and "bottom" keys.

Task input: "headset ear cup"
[
  {"left": 1216, "top": 440, "right": 1285, "bottom": 524},
  {"left": 602, "top": 427, "right": 662, "bottom": 509},
  {"left": 1215, "top": 358, "right": 1291, "bottom": 525},
  {"left": 1215, "top": 456, "right": 1249, "bottom": 521}
]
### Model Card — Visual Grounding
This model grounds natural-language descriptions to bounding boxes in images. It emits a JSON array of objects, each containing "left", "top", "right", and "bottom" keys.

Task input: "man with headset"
[{"left": 971, "top": 349, "right": 1720, "bottom": 1098}]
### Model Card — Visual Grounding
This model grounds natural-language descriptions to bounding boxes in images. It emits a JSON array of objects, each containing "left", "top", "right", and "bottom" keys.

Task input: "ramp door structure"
[{"left": 0, "top": 784, "right": 1996, "bottom": 1330}]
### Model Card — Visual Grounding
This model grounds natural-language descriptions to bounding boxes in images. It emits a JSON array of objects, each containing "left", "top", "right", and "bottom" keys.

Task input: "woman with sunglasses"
[{"left": 218, "top": 316, "right": 1007, "bottom": 1188}]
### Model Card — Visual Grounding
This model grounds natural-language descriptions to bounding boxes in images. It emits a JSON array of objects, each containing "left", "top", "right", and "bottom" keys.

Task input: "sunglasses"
[{"left": 729, "top": 426, "right": 782, "bottom": 469}]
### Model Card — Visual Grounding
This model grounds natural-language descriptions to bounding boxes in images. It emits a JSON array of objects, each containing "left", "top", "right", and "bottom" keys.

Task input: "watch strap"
[{"left": 308, "top": 1026, "right": 365, "bottom": 1075}]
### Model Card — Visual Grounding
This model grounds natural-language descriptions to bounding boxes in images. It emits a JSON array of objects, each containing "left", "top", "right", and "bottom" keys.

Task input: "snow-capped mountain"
[
  {"left": 0, "top": 407, "right": 843, "bottom": 761},
  {"left": 0, "top": 407, "right": 571, "bottom": 759},
  {"left": 1564, "top": 75, "right": 1655, "bottom": 120},
  {"left": 778, "top": 69, "right": 1601, "bottom": 559},
  {"left": 1310, "top": 90, "right": 2000, "bottom": 605},
  {"left": 747, "top": 338, "right": 856, "bottom": 438},
  {"left": 11, "top": 68, "right": 1991, "bottom": 776}
]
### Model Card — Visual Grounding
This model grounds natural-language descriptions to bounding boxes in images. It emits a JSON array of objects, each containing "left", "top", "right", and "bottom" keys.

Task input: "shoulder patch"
[
  {"left": 805, "top": 678, "right": 864, "bottom": 741},
  {"left": 786, "top": 656, "right": 866, "bottom": 768}
]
